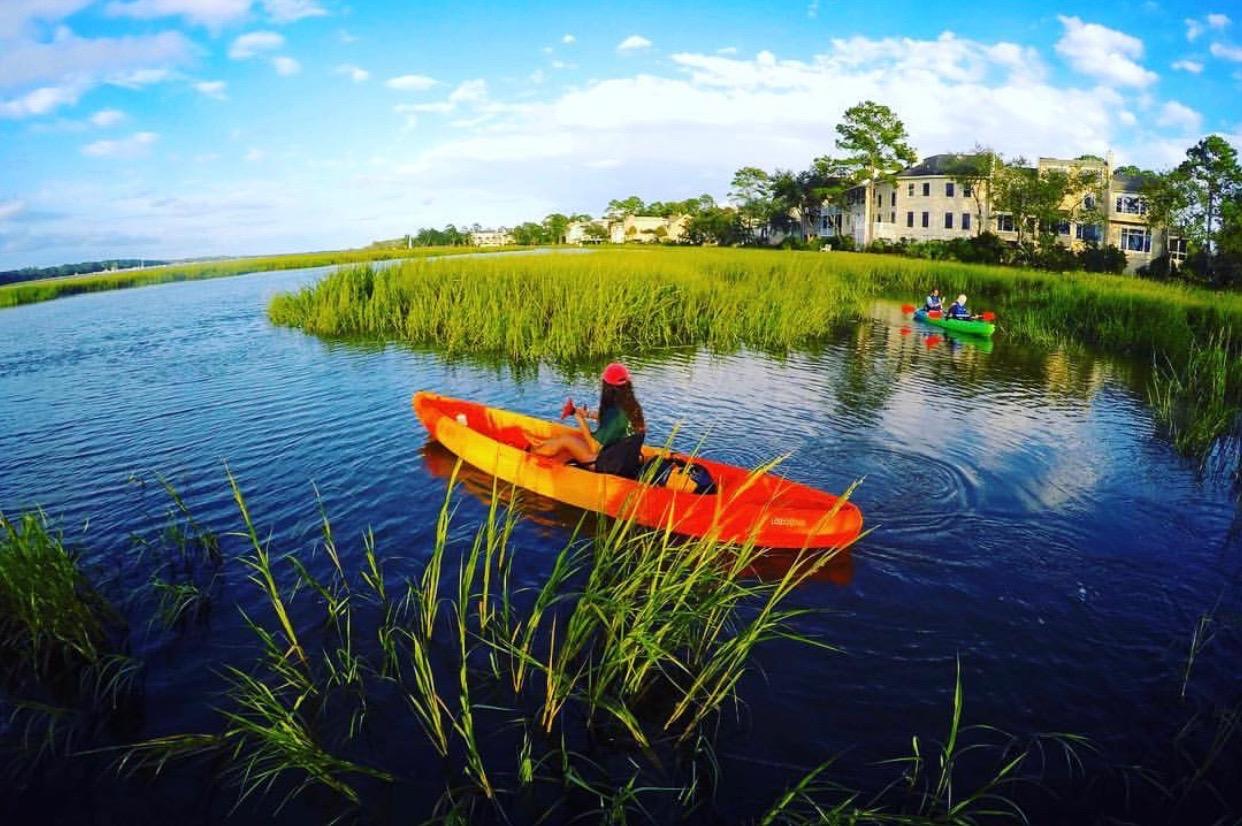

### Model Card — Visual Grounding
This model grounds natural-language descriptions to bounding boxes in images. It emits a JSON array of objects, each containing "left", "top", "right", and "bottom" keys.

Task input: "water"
[{"left": 2, "top": 264, "right": 1239, "bottom": 822}]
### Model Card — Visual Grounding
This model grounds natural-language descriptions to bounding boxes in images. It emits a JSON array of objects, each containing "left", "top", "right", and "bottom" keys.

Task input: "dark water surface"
[{"left": 2, "top": 262, "right": 1239, "bottom": 822}]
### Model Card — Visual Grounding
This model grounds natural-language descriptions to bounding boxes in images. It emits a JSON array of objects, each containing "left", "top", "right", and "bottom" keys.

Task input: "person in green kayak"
[
  {"left": 945, "top": 294, "right": 976, "bottom": 320},
  {"left": 924, "top": 288, "right": 943, "bottom": 312},
  {"left": 529, "top": 362, "right": 647, "bottom": 474}
]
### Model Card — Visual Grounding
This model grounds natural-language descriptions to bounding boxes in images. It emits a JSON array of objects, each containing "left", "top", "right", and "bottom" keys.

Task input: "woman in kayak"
[
  {"left": 530, "top": 362, "right": 646, "bottom": 468},
  {"left": 924, "top": 288, "right": 943, "bottom": 312},
  {"left": 945, "top": 294, "right": 975, "bottom": 320}
]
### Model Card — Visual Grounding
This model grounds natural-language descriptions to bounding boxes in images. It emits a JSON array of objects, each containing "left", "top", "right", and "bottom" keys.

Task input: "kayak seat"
[{"left": 640, "top": 456, "right": 717, "bottom": 495}]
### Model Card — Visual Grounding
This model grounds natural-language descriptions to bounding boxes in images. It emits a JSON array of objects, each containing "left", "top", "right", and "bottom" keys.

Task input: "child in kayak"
[
  {"left": 945, "top": 294, "right": 975, "bottom": 320},
  {"left": 924, "top": 289, "right": 943, "bottom": 312},
  {"left": 530, "top": 362, "right": 646, "bottom": 470}
]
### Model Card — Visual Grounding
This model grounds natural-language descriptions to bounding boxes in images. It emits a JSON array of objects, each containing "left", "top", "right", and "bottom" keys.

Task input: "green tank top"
[{"left": 592, "top": 405, "right": 634, "bottom": 448}]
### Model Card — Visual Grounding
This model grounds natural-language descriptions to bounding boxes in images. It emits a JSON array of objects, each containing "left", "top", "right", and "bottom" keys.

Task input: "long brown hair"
[{"left": 600, "top": 380, "right": 645, "bottom": 433}]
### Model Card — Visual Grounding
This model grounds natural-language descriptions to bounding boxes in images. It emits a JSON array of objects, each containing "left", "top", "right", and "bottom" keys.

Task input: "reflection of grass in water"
[
  {"left": 0, "top": 245, "right": 503, "bottom": 309},
  {"left": 268, "top": 246, "right": 1242, "bottom": 461}
]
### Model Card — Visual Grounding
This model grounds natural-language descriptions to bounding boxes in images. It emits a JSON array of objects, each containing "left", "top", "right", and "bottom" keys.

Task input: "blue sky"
[{"left": 1, "top": 0, "right": 1239, "bottom": 268}]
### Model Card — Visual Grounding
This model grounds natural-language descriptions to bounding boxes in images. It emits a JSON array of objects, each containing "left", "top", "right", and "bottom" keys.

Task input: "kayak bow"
[{"left": 412, "top": 391, "right": 862, "bottom": 549}]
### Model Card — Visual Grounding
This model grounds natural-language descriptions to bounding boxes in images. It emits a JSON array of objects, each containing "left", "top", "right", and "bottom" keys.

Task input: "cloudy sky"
[{"left": 1, "top": 0, "right": 1239, "bottom": 268}]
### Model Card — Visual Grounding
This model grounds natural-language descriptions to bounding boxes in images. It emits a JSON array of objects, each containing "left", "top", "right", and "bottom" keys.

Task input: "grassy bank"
[
  {"left": 0, "top": 246, "right": 511, "bottom": 309},
  {"left": 267, "top": 247, "right": 1242, "bottom": 459}
]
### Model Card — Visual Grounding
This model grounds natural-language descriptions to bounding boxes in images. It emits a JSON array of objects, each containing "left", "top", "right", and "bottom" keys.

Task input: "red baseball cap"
[{"left": 601, "top": 362, "right": 631, "bottom": 385}]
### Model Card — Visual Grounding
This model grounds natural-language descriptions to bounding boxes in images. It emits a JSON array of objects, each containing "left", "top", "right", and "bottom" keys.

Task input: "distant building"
[
  {"left": 608, "top": 214, "right": 689, "bottom": 244},
  {"left": 565, "top": 218, "right": 609, "bottom": 244},
  {"left": 810, "top": 152, "right": 1181, "bottom": 273},
  {"left": 470, "top": 228, "right": 513, "bottom": 247}
]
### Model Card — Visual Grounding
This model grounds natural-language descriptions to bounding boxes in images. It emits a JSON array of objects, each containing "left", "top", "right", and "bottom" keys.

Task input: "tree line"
[
  {"left": 1, "top": 259, "right": 170, "bottom": 286},
  {"left": 384, "top": 100, "right": 1240, "bottom": 285}
]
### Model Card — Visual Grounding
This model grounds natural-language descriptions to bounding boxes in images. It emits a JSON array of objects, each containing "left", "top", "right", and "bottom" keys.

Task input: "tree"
[
  {"left": 833, "top": 101, "right": 918, "bottom": 243},
  {"left": 991, "top": 159, "right": 1098, "bottom": 259},
  {"left": 1177, "top": 135, "right": 1242, "bottom": 255},
  {"left": 542, "top": 213, "right": 570, "bottom": 244},
  {"left": 1140, "top": 169, "right": 1193, "bottom": 274},
  {"left": 510, "top": 222, "right": 548, "bottom": 245},
  {"left": 729, "top": 166, "right": 773, "bottom": 242},
  {"left": 685, "top": 206, "right": 745, "bottom": 246},
  {"left": 606, "top": 196, "right": 645, "bottom": 218}
]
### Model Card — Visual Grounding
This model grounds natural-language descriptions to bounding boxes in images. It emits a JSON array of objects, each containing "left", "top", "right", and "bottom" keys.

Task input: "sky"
[{"left": 1, "top": 0, "right": 1240, "bottom": 269}]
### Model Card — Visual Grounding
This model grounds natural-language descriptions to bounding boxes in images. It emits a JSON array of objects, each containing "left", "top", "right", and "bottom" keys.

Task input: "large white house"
[
  {"left": 470, "top": 228, "right": 514, "bottom": 247},
  {"left": 808, "top": 153, "right": 1182, "bottom": 273}
]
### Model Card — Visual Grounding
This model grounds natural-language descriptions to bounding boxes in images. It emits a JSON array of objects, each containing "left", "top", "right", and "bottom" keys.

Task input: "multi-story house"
[
  {"left": 607, "top": 214, "right": 689, "bottom": 244},
  {"left": 565, "top": 218, "right": 610, "bottom": 244},
  {"left": 812, "top": 153, "right": 1180, "bottom": 272},
  {"left": 470, "top": 228, "right": 514, "bottom": 247}
]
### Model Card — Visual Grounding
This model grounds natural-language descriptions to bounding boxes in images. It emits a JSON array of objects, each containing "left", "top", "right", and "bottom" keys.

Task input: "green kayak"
[{"left": 914, "top": 309, "right": 995, "bottom": 337}]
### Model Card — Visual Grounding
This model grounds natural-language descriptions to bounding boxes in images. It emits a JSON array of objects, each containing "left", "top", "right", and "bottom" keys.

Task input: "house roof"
[{"left": 898, "top": 153, "right": 985, "bottom": 177}]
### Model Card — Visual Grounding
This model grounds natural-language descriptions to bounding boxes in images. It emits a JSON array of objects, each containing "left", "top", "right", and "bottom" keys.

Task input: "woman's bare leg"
[{"left": 529, "top": 433, "right": 598, "bottom": 465}]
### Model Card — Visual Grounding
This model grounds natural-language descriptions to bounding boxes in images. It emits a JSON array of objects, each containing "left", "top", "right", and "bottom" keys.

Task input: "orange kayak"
[{"left": 412, "top": 391, "right": 863, "bottom": 550}]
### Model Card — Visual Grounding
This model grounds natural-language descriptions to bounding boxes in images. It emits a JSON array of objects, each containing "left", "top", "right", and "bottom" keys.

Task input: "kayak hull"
[
  {"left": 412, "top": 391, "right": 863, "bottom": 550},
  {"left": 914, "top": 309, "right": 995, "bottom": 337}
]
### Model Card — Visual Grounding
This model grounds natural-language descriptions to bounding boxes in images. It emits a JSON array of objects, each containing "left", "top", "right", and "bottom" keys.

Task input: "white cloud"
[
  {"left": 337, "top": 28, "right": 357, "bottom": 43},
  {"left": 0, "top": 200, "right": 26, "bottom": 222},
  {"left": 1172, "top": 59, "right": 1204, "bottom": 73},
  {"left": 105, "top": 0, "right": 251, "bottom": 29},
  {"left": 0, "top": 0, "right": 92, "bottom": 40},
  {"left": 1055, "top": 16, "right": 1157, "bottom": 87},
  {"left": 81, "top": 130, "right": 158, "bottom": 157},
  {"left": 244, "top": 147, "right": 265, "bottom": 162},
  {"left": 0, "top": 84, "right": 83, "bottom": 119},
  {"left": 109, "top": 68, "right": 176, "bottom": 88},
  {"left": 261, "top": 0, "right": 327, "bottom": 23},
  {"left": 807, "top": 0, "right": 819, "bottom": 18},
  {"left": 716, "top": 46, "right": 737, "bottom": 55},
  {"left": 335, "top": 63, "right": 369, "bottom": 82},
  {"left": 1186, "top": 18, "right": 1204, "bottom": 41},
  {"left": 0, "top": 29, "right": 193, "bottom": 91},
  {"left": 529, "top": 68, "right": 546, "bottom": 84},
  {"left": 386, "top": 74, "right": 437, "bottom": 91},
  {"left": 561, "top": 33, "right": 575, "bottom": 44},
  {"left": 195, "top": 79, "right": 228, "bottom": 98},
  {"left": 1207, "top": 13, "right": 1231, "bottom": 28},
  {"left": 89, "top": 108, "right": 125, "bottom": 127},
  {"left": 1211, "top": 42, "right": 1242, "bottom": 62},
  {"left": 272, "top": 55, "right": 300, "bottom": 75},
  {"left": 229, "top": 31, "right": 284, "bottom": 60},
  {"left": 1156, "top": 100, "right": 1202, "bottom": 131},
  {"left": 449, "top": 79, "right": 487, "bottom": 104},
  {"left": 617, "top": 35, "right": 652, "bottom": 52}
]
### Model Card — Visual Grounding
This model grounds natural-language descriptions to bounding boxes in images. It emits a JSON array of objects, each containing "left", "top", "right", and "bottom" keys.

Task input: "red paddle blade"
[
  {"left": 901, "top": 303, "right": 915, "bottom": 314},
  {"left": 559, "top": 398, "right": 575, "bottom": 419},
  {"left": 925, "top": 334, "right": 942, "bottom": 348},
  {"left": 928, "top": 310, "right": 942, "bottom": 318},
  {"left": 980, "top": 311, "right": 996, "bottom": 321}
]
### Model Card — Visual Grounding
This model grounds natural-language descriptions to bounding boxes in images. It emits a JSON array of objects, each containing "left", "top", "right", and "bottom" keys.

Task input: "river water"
[{"left": 1, "top": 260, "right": 1239, "bottom": 822}]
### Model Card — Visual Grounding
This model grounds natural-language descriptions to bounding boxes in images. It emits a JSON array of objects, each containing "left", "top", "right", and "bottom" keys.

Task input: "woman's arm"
[{"left": 573, "top": 409, "right": 599, "bottom": 449}]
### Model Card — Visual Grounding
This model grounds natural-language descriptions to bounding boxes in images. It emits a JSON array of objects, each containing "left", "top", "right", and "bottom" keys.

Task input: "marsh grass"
[
  {"left": 268, "top": 246, "right": 1242, "bottom": 460},
  {"left": 0, "top": 245, "right": 506, "bottom": 309}
]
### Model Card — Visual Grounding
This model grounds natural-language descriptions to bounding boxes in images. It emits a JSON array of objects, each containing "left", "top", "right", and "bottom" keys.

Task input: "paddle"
[
  {"left": 901, "top": 303, "right": 916, "bottom": 313},
  {"left": 979, "top": 311, "right": 996, "bottom": 321},
  {"left": 560, "top": 398, "right": 576, "bottom": 419}
]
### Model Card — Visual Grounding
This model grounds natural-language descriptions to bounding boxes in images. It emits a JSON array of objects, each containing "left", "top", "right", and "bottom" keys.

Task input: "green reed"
[
  {"left": 1149, "top": 328, "right": 1241, "bottom": 460},
  {"left": 0, "top": 245, "right": 499, "bottom": 309}
]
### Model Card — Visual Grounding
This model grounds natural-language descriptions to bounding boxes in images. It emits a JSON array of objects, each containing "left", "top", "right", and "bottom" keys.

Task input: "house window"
[
  {"left": 1115, "top": 195, "right": 1147, "bottom": 215},
  {"left": 907, "top": 183, "right": 914, "bottom": 197},
  {"left": 891, "top": 192, "right": 896, "bottom": 206},
  {"left": 906, "top": 211, "right": 914, "bottom": 227},
  {"left": 944, "top": 213, "right": 954, "bottom": 229},
  {"left": 1075, "top": 224, "right": 1102, "bottom": 243},
  {"left": 995, "top": 213, "right": 1015, "bottom": 232},
  {"left": 890, "top": 211, "right": 895, "bottom": 224},
  {"left": 962, "top": 213, "right": 971, "bottom": 231},
  {"left": 1056, "top": 220, "right": 1071, "bottom": 235},
  {"left": 921, "top": 211, "right": 929, "bottom": 228},
  {"left": 876, "top": 192, "right": 882, "bottom": 206},
  {"left": 946, "top": 182, "right": 955, "bottom": 197},
  {"left": 963, "top": 183, "right": 973, "bottom": 198},
  {"left": 1083, "top": 194, "right": 1096, "bottom": 210},
  {"left": 1169, "top": 238, "right": 1187, "bottom": 263},
  {"left": 922, "top": 182, "right": 930, "bottom": 196},
  {"left": 1121, "top": 227, "right": 1152, "bottom": 253}
]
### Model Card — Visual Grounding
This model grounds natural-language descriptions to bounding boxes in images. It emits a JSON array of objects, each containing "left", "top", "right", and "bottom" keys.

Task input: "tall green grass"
[
  {"left": 0, "top": 245, "right": 507, "bottom": 309},
  {"left": 269, "top": 246, "right": 1242, "bottom": 460}
]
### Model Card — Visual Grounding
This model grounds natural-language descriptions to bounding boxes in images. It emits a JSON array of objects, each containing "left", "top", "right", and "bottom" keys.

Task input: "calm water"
[{"left": 2, "top": 262, "right": 1239, "bottom": 822}]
